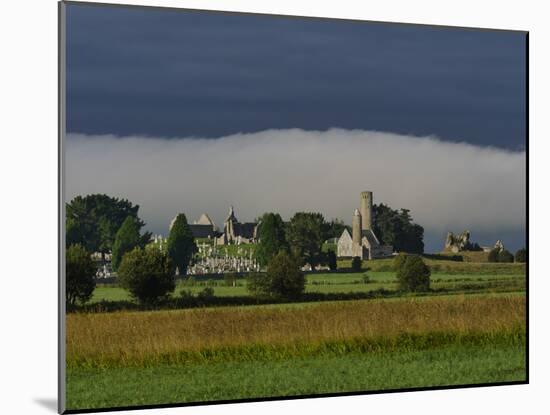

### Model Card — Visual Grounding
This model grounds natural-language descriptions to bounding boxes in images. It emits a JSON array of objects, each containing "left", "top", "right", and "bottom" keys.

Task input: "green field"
[
  {"left": 338, "top": 257, "right": 526, "bottom": 274},
  {"left": 66, "top": 294, "right": 526, "bottom": 410},
  {"left": 91, "top": 270, "right": 525, "bottom": 303},
  {"left": 67, "top": 257, "right": 527, "bottom": 410},
  {"left": 67, "top": 340, "right": 525, "bottom": 409}
]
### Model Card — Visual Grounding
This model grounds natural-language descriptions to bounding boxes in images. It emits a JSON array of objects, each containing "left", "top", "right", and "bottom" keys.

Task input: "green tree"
[
  {"left": 372, "top": 204, "right": 424, "bottom": 254},
  {"left": 498, "top": 249, "right": 514, "bottom": 263},
  {"left": 117, "top": 247, "right": 175, "bottom": 305},
  {"left": 286, "top": 212, "right": 326, "bottom": 265},
  {"left": 66, "top": 244, "right": 96, "bottom": 308},
  {"left": 266, "top": 251, "right": 305, "bottom": 299},
  {"left": 111, "top": 216, "right": 141, "bottom": 271},
  {"left": 167, "top": 213, "right": 196, "bottom": 275},
  {"left": 488, "top": 248, "right": 500, "bottom": 263},
  {"left": 327, "top": 250, "right": 337, "bottom": 271},
  {"left": 255, "top": 212, "right": 288, "bottom": 267},
  {"left": 515, "top": 248, "right": 527, "bottom": 263},
  {"left": 246, "top": 252, "right": 305, "bottom": 300},
  {"left": 66, "top": 194, "right": 151, "bottom": 256},
  {"left": 323, "top": 218, "right": 349, "bottom": 239},
  {"left": 351, "top": 256, "right": 362, "bottom": 272},
  {"left": 396, "top": 255, "right": 431, "bottom": 292}
]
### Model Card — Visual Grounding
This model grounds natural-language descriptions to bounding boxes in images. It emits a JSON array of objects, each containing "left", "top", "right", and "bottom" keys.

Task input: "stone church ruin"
[
  {"left": 337, "top": 191, "right": 393, "bottom": 260},
  {"left": 444, "top": 230, "right": 506, "bottom": 253},
  {"left": 171, "top": 206, "right": 258, "bottom": 245}
]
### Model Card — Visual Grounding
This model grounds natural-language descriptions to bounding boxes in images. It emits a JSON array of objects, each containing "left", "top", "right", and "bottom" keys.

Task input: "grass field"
[
  {"left": 68, "top": 295, "right": 524, "bottom": 367},
  {"left": 90, "top": 271, "right": 525, "bottom": 304},
  {"left": 67, "top": 340, "right": 525, "bottom": 409},
  {"left": 67, "top": 256, "right": 527, "bottom": 410},
  {"left": 66, "top": 294, "right": 526, "bottom": 410},
  {"left": 337, "top": 257, "right": 525, "bottom": 274}
]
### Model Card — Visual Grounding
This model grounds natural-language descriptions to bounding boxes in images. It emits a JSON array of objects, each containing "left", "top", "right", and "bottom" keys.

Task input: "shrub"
[
  {"left": 117, "top": 247, "right": 175, "bottom": 305},
  {"left": 246, "top": 272, "right": 271, "bottom": 299},
  {"left": 515, "top": 248, "right": 527, "bottom": 263},
  {"left": 224, "top": 272, "right": 239, "bottom": 287},
  {"left": 247, "top": 251, "right": 305, "bottom": 300},
  {"left": 396, "top": 255, "right": 431, "bottom": 292},
  {"left": 197, "top": 287, "right": 215, "bottom": 302},
  {"left": 498, "top": 249, "right": 514, "bottom": 263},
  {"left": 487, "top": 248, "right": 500, "bottom": 263},
  {"left": 393, "top": 253, "right": 408, "bottom": 272},
  {"left": 327, "top": 250, "right": 337, "bottom": 271},
  {"left": 66, "top": 244, "right": 97, "bottom": 307},
  {"left": 179, "top": 289, "right": 194, "bottom": 300},
  {"left": 351, "top": 256, "right": 362, "bottom": 272}
]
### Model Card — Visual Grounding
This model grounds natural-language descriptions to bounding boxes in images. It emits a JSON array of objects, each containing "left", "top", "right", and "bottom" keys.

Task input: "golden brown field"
[{"left": 67, "top": 295, "right": 525, "bottom": 367}]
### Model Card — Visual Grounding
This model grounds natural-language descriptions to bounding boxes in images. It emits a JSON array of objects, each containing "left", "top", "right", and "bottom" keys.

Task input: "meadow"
[
  {"left": 90, "top": 270, "right": 525, "bottom": 304},
  {"left": 66, "top": 257, "right": 527, "bottom": 410},
  {"left": 66, "top": 294, "right": 526, "bottom": 409},
  {"left": 67, "top": 342, "right": 525, "bottom": 409}
]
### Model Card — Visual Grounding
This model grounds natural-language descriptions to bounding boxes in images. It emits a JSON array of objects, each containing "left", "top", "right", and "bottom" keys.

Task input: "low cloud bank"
[{"left": 66, "top": 129, "right": 526, "bottom": 252}]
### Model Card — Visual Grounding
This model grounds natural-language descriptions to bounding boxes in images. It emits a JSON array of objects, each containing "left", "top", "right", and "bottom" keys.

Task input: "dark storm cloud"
[{"left": 66, "top": 3, "right": 526, "bottom": 149}]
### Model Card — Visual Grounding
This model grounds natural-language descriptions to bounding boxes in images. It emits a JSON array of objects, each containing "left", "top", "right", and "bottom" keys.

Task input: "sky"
[{"left": 65, "top": 3, "right": 527, "bottom": 252}]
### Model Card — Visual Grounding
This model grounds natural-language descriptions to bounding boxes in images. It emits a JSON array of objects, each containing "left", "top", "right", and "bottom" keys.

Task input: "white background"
[{"left": 0, "top": 0, "right": 545, "bottom": 414}]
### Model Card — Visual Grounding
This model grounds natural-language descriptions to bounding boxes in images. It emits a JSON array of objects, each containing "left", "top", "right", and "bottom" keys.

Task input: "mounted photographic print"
[{"left": 59, "top": 1, "right": 528, "bottom": 413}]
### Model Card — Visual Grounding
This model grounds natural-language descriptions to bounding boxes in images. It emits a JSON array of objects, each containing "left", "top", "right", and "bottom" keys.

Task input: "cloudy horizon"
[
  {"left": 65, "top": 3, "right": 526, "bottom": 253},
  {"left": 66, "top": 129, "right": 526, "bottom": 253}
]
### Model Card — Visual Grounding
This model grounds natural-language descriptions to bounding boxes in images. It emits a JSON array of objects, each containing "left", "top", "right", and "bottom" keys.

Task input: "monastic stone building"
[
  {"left": 187, "top": 213, "right": 218, "bottom": 238},
  {"left": 444, "top": 230, "right": 505, "bottom": 254},
  {"left": 337, "top": 191, "right": 393, "bottom": 260},
  {"left": 172, "top": 207, "right": 258, "bottom": 244},
  {"left": 215, "top": 206, "right": 258, "bottom": 245}
]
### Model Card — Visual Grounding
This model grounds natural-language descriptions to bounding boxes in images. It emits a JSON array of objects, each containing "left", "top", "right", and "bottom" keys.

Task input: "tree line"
[{"left": 65, "top": 194, "right": 425, "bottom": 307}]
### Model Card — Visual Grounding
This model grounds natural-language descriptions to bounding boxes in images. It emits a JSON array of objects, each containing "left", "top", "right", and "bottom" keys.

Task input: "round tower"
[
  {"left": 360, "top": 191, "right": 373, "bottom": 231},
  {"left": 352, "top": 209, "right": 362, "bottom": 246}
]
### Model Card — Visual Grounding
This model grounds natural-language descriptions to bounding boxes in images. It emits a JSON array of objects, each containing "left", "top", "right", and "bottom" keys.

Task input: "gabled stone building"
[
  {"left": 188, "top": 213, "right": 218, "bottom": 238},
  {"left": 216, "top": 206, "right": 258, "bottom": 245},
  {"left": 171, "top": 207, "right": 258, "bottom": 244}
]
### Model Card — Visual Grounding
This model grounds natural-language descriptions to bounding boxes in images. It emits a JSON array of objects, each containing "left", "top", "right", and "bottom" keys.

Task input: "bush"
[
  {"left": 515, "top": 248, "right": 527, "bottom": 263},
  {"left": 393, "top": 253, "right": 408, "bottom": 272},
  {"left": 224, "top": 272, "right": 240, "bottom": 287},
  {"left": 487, "top": 248, "right": 500, "bottom": 263},
  {"left": 179, "top": 289, "right": 194, "bottom": 301},
  {"left": 498, "top": 249, "right": 514, "bottom": 263},
  {"left": 117, "top": 247, "right": 175, "bottom": 305},
  {"left": 197, "top": 287, "right": 215, "bottom": 302},
  {"left": 246, "top": 272, "right": 271, "bottom": 299},
  {"left": 247, "top": 251, "right": 305, "bottom": 300},
  {"left": 396, "top": 255, "right": 431, "bottom": 292},
  {"left": 327, "top": 250, "right": 337, "bottom": 271},
  {"left": 351, "top": 256, "right": 362, "bottom": 272},
  {"left": 66, "top": 244, "right": 97, "bottom": 307}
]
